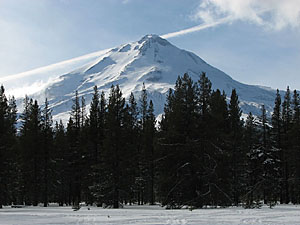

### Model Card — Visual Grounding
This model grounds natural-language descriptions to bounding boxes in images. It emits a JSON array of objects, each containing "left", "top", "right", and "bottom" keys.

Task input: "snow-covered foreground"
[{"left": 1, "top": 205, "right": 300, "bottom": 225}]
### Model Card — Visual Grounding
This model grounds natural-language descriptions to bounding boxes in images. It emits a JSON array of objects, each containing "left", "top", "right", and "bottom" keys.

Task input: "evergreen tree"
[
  {"left": 20, "top": 98, "right": 42, "bottom": 206},
  {"left": 137, "top": 83, "right": 149, "bottom": 204},
  {"left": 68, "top": 91, "right": 82, "bottom": 209},
  {"left": 140, "top": 83, "right": 148, "bottom": 129},
  {"left": 259, "top": 105, "right": 279, "bottom": 207},
  {"left": 198, "top": 72, "right": 211, "bottom": 118},
  {"left": 66, "top": 117, "right": 76, "bottom": 206},
  {"left": 209, "top": 89, "right": 232, "bottom": 206},
  {"left": 210, "top": 90, "right": 228, "bottom": 137},
  {"left": 137, "top": 85, "right": 156, "bottom": 205},
  {"left": 271, "top": 89, "right": 283, "bottom": 203},
  {"left": 0, "top": 86, "right": 18, "bottom": 207},
  {"left": 5, "top": 96, "right": 20, "bottom": 205},
  {"left": 123, "top": 92, "right": 140, "bottom": 205},
  {"left": 89, "top": 86, "right": 101, "bottom": 164},
  {"left": 244, "top": 112, "right": 261, "bottom": 207},
  {"left": 79, "top": 95, "right": 91, "bottom": 204},
  {"left": 281, "top": 86, "right": 292, "bottom": 203},
  {"left": 290, "top": 90, "right": 300, "bottom": 203},
  {"left": 87, "top": 86, "right": 101, "bottom": 204},
  {"left": 146, "top": 100, "right": 156, "bottom": 205},
  {"left": 53, "top": 120, "right": 68, "bottom": 206},
  {"left": 89, "top": 90, "right": 107, "bottom": 205},
  {"left": 228, "top": 89, "right": 244, "bottom": 206},
  {"left": 260, "top": 105, "right": 268, "bottom": 204},
  {"left": 0, "top": 85, "right": 8, "bottom": 207},
  {"left": 103, "top": 85, "right": 126, "bottom": 208},
  {"left": 41, "top": 99, "right": 53, "bottom": 207}
]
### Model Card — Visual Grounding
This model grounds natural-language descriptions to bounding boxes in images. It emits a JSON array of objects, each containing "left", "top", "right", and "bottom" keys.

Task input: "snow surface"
[
  {"left": 1, "top": 34, "right": 280, "bottom": 123},
  {"left": 0, "top": 205, "right": 300, "bottom": 225}
]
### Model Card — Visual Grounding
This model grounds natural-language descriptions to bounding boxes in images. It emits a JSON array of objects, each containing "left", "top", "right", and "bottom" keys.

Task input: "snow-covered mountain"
[{"left": 2, "top": 34, "right": 278, "bottom": 123}]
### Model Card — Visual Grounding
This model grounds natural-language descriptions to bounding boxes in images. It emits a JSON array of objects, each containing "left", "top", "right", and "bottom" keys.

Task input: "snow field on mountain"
[
  {"left": 1, "top": 34, "right": 281, "bottom": 124},
  {"left": 1, "top": 205, "right": 299, "bottom": 225}
]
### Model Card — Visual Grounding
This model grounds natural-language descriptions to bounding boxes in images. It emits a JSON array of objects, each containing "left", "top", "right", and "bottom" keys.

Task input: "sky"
[{"left": 0, "top": 0, "right": 300, "bottom": 90}]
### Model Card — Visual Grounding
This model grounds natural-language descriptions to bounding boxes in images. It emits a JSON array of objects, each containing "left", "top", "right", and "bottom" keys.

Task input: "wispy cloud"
[
  {"left": 161, "top": 16, "right": 231, "bottom": 39},
  {"left": 8, "top": 79, "right": 55, "bottom": 98},
  {"left": 193, "top": 0, "right": 300, "bottom": 31},
  {"left": 0, "top": 49, "right": 109, "bottom": 83},
  {"left": 162, "top": 0, "right": 300, "bottom": 39}
]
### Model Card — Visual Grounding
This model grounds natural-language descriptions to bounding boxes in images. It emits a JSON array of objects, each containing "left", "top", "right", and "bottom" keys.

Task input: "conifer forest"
[{"left": 1, "top": 72, "right": 300, "bottom": 209}]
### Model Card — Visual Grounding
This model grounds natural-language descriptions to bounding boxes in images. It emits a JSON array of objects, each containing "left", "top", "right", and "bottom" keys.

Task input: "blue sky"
[{"left": 0, "top": 0, "right": 300, "bottom": 90}]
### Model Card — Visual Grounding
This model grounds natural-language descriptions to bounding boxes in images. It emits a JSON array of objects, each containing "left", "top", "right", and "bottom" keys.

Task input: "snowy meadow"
[{"left": 1, "top": 205, "right": 300, "bottom": 225}]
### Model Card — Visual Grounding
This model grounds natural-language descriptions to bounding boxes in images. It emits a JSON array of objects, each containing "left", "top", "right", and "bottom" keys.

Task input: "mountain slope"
[{"left": 3, "top": 34, "right": 277, "bottom": 122}]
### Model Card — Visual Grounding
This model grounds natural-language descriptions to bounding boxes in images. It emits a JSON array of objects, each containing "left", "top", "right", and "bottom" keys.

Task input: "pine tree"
[
  {"left": 259, "top": 105, "right": 279, "bottom": 206},
  {"left": 122, "top": 93, "right": 139, "bottom": 205},
  {"left": 103, "top": 85, "right": 126, "bottom": 208},
  {"left": 146, "top": 100, "right": 156, "bottom": 205},
  {"left": 138, "top": 85, "right": 156, "bottom": 205},
  {"left": 41, "top": 99, "right": 53, "bottom": 207},
  {"left": 5, "top": 96, "right": 20, "bottom": 205},
  {"left": 120, "top": 93, "right": 141, "bottom": 204},
  {"left": 282, "top": 86, "right": 292, "bottom": 203},
  {"left": 271, "top": 89, "right": 283, "bottom": 203},
  {"left": 209, "top": 89, "right": 232, "bottom": 206},
  {"left": 137, "top": 83, "right": 149, "bottom": 204},
  {"left": 87, "top": 86, "right": 101, "bottom": 204},
  {"left": 20, "top": 98, "right": 43, "bottom": 206},
  {"left": 140, "top": 83, "right": 148, "bottom": 129},
  {"left": 260, "top": 105, "right": 268, "bottom": 203},
  {"left": 89, "top": 86, "right": 100, "bottom": 164},
  {"left": 66, "top": 117, "right": 76, "bottom": 206},
  {"left": 198, "top": 72, "right": 211, "bottom": 118},
  {"left": 290, "top": 90, "right": 300, "bottom": 203},
  {"left": 79, "top": 95, "right": 91, "bottom": 204},
  {"left": 244, "top": 112, "right": 261, "bottom": 208},
  {"left": 53, "top": 120, "right": 68, "bottom": 206},
  {"left": 0, "top": 85, "right": 9, "bottom": 207},
  {"left": 228, "top": 89, "right": 244, "bottom": 206},
  {"left": 210, "top": 90, "right": 228, "bottom": 134},
  {"left": 271, "top": 89, "right": 282, "bottom": 150},
  {"left": 67, "top": 91, "right": 90, "bottom": 206},
  {"left": 68, "top": 91, "right": 83, "bottom": 209}
]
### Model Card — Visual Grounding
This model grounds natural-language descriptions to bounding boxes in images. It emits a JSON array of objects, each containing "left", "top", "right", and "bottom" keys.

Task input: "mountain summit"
[{"left": 8, "top": 35, "right": 277, "bottom": 122}]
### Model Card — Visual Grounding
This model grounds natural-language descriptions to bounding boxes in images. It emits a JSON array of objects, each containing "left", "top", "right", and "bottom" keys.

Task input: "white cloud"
[
  {"left": 0, "top": 49, "right": 109, "bottom": 83},
  {"left": 162, "top": 0, "right": 300, "bottom": 39},
  {"left": 161, "top": 16, "right": 230, "bottom": 39},
  {"left": 8, "top": 79, "right": 54, "bottom": 98},
  {"left": 194, "top": 0, "right": 300, "bottom": 30}
]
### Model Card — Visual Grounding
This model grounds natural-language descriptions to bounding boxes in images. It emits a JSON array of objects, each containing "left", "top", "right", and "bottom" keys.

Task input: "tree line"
[{"left": 1, "top": 72, "right": 300, "bottom": 209}]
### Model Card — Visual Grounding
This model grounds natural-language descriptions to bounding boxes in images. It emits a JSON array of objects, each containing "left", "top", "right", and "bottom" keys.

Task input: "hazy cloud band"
[{"left": 161, "top": 17, "right": 230, "bottom": 39}]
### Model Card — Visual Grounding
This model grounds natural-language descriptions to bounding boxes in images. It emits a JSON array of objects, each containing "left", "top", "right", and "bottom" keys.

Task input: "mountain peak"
[
  {"left": 140, "top": 34, "right": 160, "bottom": 40},
  {"left": 138, "top": 34, "right": 171, "bottom": 46}
]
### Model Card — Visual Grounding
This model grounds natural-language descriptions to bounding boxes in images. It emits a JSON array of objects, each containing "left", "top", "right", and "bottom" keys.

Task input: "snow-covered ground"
[{"left": 0, "top": 205, "right": 300, "bottom": 225}]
